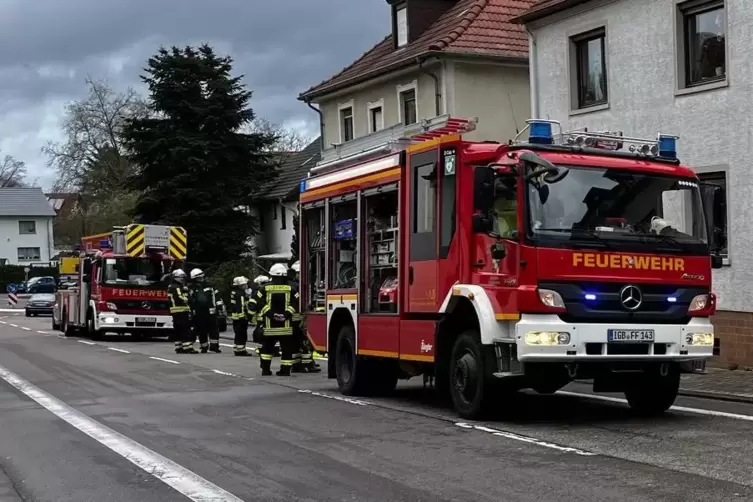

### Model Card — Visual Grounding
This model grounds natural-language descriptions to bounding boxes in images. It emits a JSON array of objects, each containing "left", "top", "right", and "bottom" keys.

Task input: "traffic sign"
[
  {"left": 23, "top": 267, "right": 30, "bottom": 273},
  {"left": 6, "top": 284, "right": 16, "bottom": 294}
]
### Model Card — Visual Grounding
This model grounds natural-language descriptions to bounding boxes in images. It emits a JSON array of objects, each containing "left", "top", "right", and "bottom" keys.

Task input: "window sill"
[
  {"left": 569, "top": 102, "right": 609, "bottom": 116},
  {"left": 675, "top": 79, "right": 728, "bottom": 97}
]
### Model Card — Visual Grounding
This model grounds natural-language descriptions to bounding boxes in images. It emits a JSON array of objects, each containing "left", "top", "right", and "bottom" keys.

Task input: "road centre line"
[
  {"left": 298, "top": 389, "right": 370, "bottom": 406},
  {"left": 455, "top": 422, "right": 595, "bottom": 456},
  {"left": 108, "top": 347, "right": 131, "bottom": 354},
  {"left": 150, "top": 356, "right": 180, "bottom": 365},
  {"left": 558, "top": 391, "right": 753, "bottom": 422},
  {"left": 77, "top": 340, "right": 96, "bottom": 346},
  {"left": 9, "top": 324, "right": 18, "bottom": 328},
  {"left": 21, "top": 327, "right": 31, "bottom": 331},
  {"left": 0, "top": 363, "right": 243, "bottom": 501},
  {"left": 37, "top": 330, "right": 48, "bottom": 334}
]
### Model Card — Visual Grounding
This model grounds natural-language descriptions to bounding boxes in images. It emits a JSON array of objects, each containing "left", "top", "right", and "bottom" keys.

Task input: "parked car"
[
  {"left": 26, "top": 277, "right": 56, "bottom": 294},
  {"left": 25, "top": 293, "right": 56, "bottom": 317}
]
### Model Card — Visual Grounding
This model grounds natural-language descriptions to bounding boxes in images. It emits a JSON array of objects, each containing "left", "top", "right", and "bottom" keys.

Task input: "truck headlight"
[
  {"left": 685, "top": 333, "right": 714, "bottom": 346},
  {"left": 538, "top": 289, "right": 565, "bottom": 309},
  {"left": 688, "top": 295, "right": 709, "bottom": 312},
  {"left": 525, "top": 331, "right": 571, "bottom": 345}
]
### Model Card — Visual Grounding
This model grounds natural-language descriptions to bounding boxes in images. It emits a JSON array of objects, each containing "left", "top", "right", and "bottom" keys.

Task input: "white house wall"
[
  {"left": 0, "top": 217, "right": 54, "bottom": 265},
  {"left": 528, "top": 0, "right": 746, "bottom": 313}
]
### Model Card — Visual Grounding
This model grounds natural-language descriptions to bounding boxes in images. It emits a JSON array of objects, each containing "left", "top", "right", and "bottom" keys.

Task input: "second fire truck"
[
  {"left": 54, "top": 224, "right": 188, "bottom": 340},
  {"left": 298, "top": 117, "right": 725, "bottom": 419}
]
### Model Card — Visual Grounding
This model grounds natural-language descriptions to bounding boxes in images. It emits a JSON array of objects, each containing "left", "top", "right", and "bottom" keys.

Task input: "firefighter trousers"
[
  {"left": 172, "top": 312, "right": 194, "bottom": 353},
  {"left": 193, "top": 314, "right": 220, "bottom": 351},
  {"left": 260, "top": 335, "right": 294, "bottom": 376},
  {"left": 232, "top": 318, "right": 249, "bottom": 353},
  {"left": 292, "top": 326, "right": 314, "bottom": 371}
]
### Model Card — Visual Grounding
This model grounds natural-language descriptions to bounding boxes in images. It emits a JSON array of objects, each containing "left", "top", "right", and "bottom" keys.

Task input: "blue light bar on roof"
[
  {"left": 299, "top": 179, "right": 306, "bottom": 193},
  {"left": 529, "top": 120, "right": 554, "bottom": 145},
  {"left": 658, "top": 135, "right": 677, "bottom": 159}
]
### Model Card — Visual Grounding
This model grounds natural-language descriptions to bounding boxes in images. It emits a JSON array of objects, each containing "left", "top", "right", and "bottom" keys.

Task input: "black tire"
[
  {"left": 449, "top": 330, "right": 491, "bottom": 420},
  {"left": 87, "top": 311, "right": 103, "bottom": 341},
  {"left": 624, "top": 364, "right": 680, "bottom": 416},
  {"left": 52, "top": 316, "right": 60, "bottom": 331},
  {"left": 62, "top": 311, "right": 76, "bottom": 337},
  {"left": 335, "top": 324, "right": 368, "bottom": 396},
  {"left": 25, "top": 311, "right": 30, "bottom": 317}
]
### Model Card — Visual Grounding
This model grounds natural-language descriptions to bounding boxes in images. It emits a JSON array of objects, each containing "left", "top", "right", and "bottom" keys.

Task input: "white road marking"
[
  {"left": 0, "top": 320, "right": 6, "bottom": 324},
  {"left": 298, "top": 389, "right": 370, "bottom": 406},
  {"left": 20, "top": 327, "right": 31, "bottom": 331},
  {"left": 455, "top": 422, "right": 596, "bottom": 456},
  {"left": 0, "top": 364, "right": 243, "bottom": 501},
  {"left": 150, "top": 356, "right": 180, "bottom": 365},
  {"left": 211, "top": 369, "right": 237, "bottom": 377},
  {"left": 36, "top": 331, "right": 48, "bottom": 334},
  {"left": 558, "top": 390, "right": 753, "bottom": 422},
  {"left": 9, "top": 324, "right": 18, "bottom": 328},
  {"left": 108, "top": 347, "right": 131, "bottom": 354},
  {"left": 77, "top": 340, "right": 96, "bottom": 346}
]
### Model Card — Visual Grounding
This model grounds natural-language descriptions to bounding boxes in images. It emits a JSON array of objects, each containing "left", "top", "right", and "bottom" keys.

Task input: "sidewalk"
[{"left": 680, "top": 368, "right": 753, "bottom": 403}]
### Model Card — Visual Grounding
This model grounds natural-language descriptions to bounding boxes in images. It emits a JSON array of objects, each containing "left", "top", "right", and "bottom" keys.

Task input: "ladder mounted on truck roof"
[{"left": 308, "top": 115, "right": 478, "bottom": 178}]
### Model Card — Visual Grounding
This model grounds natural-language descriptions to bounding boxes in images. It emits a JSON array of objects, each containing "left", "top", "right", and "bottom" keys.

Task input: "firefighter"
[
  {"left": 230, "top": 276, "right": 252, "bottom": 356},
  {"left": 188, "top": 268, "right": 221, "bottom": 354},
  {"left": 168, "top": 269, "right": 197, "bottom": 354},
  {"left": 289, "top": 260, "right": 320, "bottom": 373},
  {"left": 250, "top": 275, "right": 271, "bottom": 354},
  {"left": 248, "top": 263, "right": 297, "bottom": 376}
]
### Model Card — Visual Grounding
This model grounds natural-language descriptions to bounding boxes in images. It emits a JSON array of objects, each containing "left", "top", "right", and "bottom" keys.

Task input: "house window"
[
  {"left": 17, "top": 247, "right": 41, "bottom": 261},
  {"left": 281, "top": 205, "right": 287, "bottom": 230},
  {"left": 399, "top": 88, "right": 417, "bottom": 125},
  {"left": 698, "top": 171, "right": 728, "bottom": 258},
  {"left": 396, "top": 4, "right": 408, "bottom": 47},
  {"left": 339, "top": 105, "right": 354, "bottom": 142},
  {"left": 572, "top": 28, "right": 608, "bottom": 109},
  {"left": 681, "top": 1, "right": 725, "bottom": 87},
  {"left": 273, "top": 205, "right": 278, "bottom": 220},
  {"left": 368, "top": 100, "right": 384, "bottom": 133},
  {"left": 18, "top": 221, "right": 36, "bottom": 234}
]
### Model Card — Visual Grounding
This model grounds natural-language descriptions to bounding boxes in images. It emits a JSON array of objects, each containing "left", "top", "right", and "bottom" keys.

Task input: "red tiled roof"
[
  {"left": 511, "top": 0, "right": 590, "bottom": 24},
  {"left": 299, "top": 0, "right": 536, "bottom": 100}
]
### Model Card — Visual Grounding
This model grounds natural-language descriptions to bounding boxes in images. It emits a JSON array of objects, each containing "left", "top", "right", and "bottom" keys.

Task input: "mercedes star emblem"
[
  {"left": 619, "top": 285, "right": 642, "bottom": 311},
  {"left": 141, "top": 301, "right": 151, "bottom": 309}
]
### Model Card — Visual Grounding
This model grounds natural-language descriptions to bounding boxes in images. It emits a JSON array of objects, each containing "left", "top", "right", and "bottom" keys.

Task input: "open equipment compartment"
[
  {"left": 362, "top": 185, "right": 399, "bottom": 313},
  {"left": 330, "top": 196, "right": 358, "bottom": 290}
]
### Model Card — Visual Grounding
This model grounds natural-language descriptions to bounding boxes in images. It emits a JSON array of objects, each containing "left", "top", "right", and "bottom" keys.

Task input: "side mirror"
[
  {"left": 473, "top": 166, "right": 495, "bottom": 212},
  {"left": 472, "top": 213, "right": 493, "bottom": 233}
]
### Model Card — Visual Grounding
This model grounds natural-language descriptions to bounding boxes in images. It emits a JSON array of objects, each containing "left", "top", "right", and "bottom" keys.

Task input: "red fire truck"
[
  {"left": 53, "top": 224, "right": 188, "bottom": 340},
  {"left": 298, "top": 117, "right": 726, "bottom": 419}
]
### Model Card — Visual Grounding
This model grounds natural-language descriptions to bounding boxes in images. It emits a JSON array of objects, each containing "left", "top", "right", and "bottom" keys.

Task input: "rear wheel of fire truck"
[
  {"left": 449, "top": 330, "right": 491, "bottom": 419},
  {"left": 624, "top": 363, "right": 681, "bottom": 416},
  {"left": 86, "top": 310, "right": 103, "bottom": 341}
]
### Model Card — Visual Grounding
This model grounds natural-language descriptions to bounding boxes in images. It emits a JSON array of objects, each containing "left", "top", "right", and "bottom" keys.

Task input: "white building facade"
[
  {"left": 519, "top": 0, "right": 747, "bottom": 365},
  {"left": 0, "top": 188, "right": 56, "bottom": 266}
]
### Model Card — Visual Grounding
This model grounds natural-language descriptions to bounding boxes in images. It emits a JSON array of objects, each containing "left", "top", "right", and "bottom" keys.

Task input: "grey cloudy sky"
[{"left": 0, "top": 0, "right": 389, "bottom": 188}]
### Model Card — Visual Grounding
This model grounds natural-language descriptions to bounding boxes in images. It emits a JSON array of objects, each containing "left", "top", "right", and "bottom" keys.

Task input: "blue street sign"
[{"left": 6, "top": 284, "right": 16, "bottom": 293}]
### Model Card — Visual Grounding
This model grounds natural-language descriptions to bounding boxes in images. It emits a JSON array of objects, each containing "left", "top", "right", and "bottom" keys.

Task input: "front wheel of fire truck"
[
  {"left": 449, "top": 330, "right": 492, "bottom": 420},
  {"left": 335, "top": 324, "right": 367, "bottom": 396},
  {"left": 86, "top": 310, "right": 103, "bottom": 341},
  {"left": 624, "top": 363, "right": 681, "bottom": 417}
]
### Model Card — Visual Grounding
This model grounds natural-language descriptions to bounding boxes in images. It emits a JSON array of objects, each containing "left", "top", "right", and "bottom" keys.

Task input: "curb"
[{"left": 678, "top": 388, "right": 753, "bottom": 405}]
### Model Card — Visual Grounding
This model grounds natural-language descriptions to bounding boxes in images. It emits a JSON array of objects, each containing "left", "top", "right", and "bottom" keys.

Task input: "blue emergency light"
[
  {"left": 529, "top": 120, "right": 554, "bottom": 145},
  {"left": 99, "top": 239, "right": 111, "bottom": 248},
  {"left": 658, "top": 135, "right": 677, "bottom": 159},
  {"left": 299, "top": 179, "right": 306, "bottom": 193}
]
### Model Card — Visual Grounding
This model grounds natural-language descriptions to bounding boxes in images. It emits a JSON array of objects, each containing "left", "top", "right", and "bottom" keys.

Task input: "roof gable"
[
  {"left": 256, "top": 138, "right": 322, "bottom": 201},
  {"left": 511, "top": 0, "right": 590, "bottom": 24},
  {"left": 299, "top": 0, "right": 536, "bottom": 100},
  {"left": 0, "top": 187, "right": 57, "bottom": 217}
]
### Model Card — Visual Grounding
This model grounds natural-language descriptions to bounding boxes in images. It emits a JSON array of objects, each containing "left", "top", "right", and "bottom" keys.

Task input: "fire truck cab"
[
  {"left": 299, "top": 117, "right": 726, "bottom": 419},
  {"left": 54, "top": 224, "right": 188, "bottom": 340}
]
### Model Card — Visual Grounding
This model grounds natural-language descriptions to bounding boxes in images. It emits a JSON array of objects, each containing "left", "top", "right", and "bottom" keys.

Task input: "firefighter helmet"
[
  {"left": 253, "top": 275, "right": 270, "bottom": 285},
  {"left": 189, "top": 268, "right": 204, "bottom": 280},
  {"left": 232, "top": 276, "right": 248, "bottom": 287},
  {"left": 291, "top": 261, "right": 300, "bottom": 273},
  {"left": 171, "top": 269, "right": 186, "bottom": 282},
  {"left": 269, "top": 263, "right": 288, "bottom": 277}
]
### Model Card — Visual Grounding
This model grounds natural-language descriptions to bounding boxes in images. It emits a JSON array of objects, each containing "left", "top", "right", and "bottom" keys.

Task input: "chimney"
[{"left": 387, "top": 0, "right": 457, "bottom": 48}]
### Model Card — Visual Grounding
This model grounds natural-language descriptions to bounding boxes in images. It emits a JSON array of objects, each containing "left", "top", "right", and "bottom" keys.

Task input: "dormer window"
[{"left": 396, "top": 4, "right": 408, "bottom": 47}]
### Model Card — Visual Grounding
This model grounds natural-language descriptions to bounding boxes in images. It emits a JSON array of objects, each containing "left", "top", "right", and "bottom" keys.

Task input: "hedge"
[{"left": 0, "top": 265, "right": 59, "bottom": 292}]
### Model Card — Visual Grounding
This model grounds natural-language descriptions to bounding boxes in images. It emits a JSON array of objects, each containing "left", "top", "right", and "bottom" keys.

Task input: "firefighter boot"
[
  {"left": 276, "top": 365, "right": 291, "bottom": 377},
  {"left": 200, "top": 343, "right": 209, "bottom": 354},
  {"left": 260, "top": 359, "right": 273, "bottom": 376},
  {"left": 174, "top": 341, "right": 184, "bottom": 354},
  {"left": 209, "top": 343, "right": 221, "bottom": 353}
]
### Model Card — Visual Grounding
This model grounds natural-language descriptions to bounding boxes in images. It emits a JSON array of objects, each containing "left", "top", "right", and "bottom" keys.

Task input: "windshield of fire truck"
[
  {"left": 102, "top": 257, "right": 172, "bottom": 287},
  {"left": 526, "top": 165, "right": 708, "bottom": 254}
]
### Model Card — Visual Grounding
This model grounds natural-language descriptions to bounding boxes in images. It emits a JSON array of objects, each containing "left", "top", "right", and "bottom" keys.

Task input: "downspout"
[
  {"left": 526, "top": 26, "right": 539, "bottom": 119},
  {"left": 304, "top": 99, "right": 325, "bottom": 151},
  {"left": 417, "top": 57, "right": 442, "bottom": 116}
]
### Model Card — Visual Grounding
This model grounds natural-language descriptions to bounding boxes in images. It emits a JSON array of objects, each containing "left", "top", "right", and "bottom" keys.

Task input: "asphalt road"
[{"left": 0, "top": 312, "right": 752, "bottom": 501}]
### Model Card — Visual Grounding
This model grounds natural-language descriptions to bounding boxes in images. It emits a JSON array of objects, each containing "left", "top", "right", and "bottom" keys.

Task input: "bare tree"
[
  {"left": 243, "top": 117, "right": 312, "bottom": 153},
  {"left": 43, "top": 76, "right": 148, "bottom": 196},
  {"left": 0, "top": 154, "right": 28, "bottom": 187}
]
